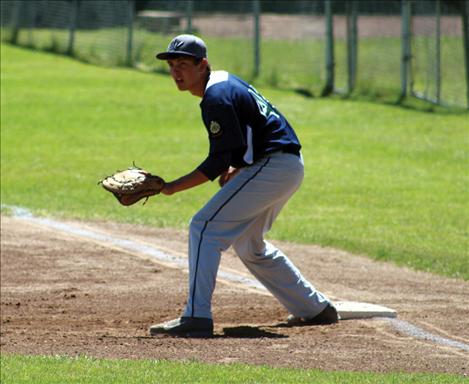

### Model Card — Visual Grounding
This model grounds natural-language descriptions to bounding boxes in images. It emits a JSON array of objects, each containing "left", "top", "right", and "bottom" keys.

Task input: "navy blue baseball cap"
[{"left": 156, "top": 34, "right": 207, "bottom": 60}]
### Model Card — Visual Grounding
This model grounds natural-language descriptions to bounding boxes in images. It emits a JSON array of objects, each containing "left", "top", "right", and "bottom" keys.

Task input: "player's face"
[{"left": 167, "top": 57, "right": 206, "bottom": 96}]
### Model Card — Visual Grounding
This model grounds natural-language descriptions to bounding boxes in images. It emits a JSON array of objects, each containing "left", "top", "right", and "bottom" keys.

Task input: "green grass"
[
  {"left": 1, "top": 355, "right": 466, "bottom": 384},
  {"left": 1, "top": 43, "right": 468, "bottom": 281}
]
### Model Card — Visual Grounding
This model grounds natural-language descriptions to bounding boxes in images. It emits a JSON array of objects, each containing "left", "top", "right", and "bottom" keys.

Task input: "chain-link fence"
[
  {"left": 409, "top": 0, "right": 467, "bottom": 106},
  {"left": 1, "top": 0, "right": 468, "bottom": 108}
]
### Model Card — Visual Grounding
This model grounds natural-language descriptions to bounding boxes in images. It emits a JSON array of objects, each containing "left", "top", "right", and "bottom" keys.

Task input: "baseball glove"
[{"left": 99, "top": 164, "right": 165, "bottom": 206}]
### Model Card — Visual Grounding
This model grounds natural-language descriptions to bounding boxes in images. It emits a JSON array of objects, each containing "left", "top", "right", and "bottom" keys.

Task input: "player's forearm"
[{"left": 162, "top": 169, "right": 209, "bottom": 195}]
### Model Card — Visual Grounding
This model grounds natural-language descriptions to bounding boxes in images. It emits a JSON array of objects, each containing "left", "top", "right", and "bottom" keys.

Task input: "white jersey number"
[{"left": 248, "top": 87, "right": 280, "bottom": 119}]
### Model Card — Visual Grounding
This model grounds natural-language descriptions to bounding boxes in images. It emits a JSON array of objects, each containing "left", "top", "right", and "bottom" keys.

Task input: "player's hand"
[{"left": 219, "top": 167, "right": 239, "bottom": 187}]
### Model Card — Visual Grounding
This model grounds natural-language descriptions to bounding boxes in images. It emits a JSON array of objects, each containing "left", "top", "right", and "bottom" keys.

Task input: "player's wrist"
[{"left": 161, "top": 181, "right": 176, "bottom": 195}]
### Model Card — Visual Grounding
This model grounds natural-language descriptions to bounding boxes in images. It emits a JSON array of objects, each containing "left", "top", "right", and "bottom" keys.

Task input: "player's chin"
[{"left": 175, "top": 80, "right": 187, "bottom": 91}]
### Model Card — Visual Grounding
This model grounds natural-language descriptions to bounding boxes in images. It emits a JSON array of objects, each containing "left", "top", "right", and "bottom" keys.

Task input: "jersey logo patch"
[{"left": 209, "top": 121, "right": 223, "bottom": 138}]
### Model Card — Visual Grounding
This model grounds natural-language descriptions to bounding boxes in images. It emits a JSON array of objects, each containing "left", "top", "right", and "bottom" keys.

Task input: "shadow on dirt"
[{"left": 221, "top": 326, "right": 288, "bottom": 339}]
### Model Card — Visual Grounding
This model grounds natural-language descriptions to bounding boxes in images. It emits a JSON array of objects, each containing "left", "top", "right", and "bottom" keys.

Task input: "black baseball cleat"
[
  {"left": 287, "top": 303, "right": 340, "bottom": 326},
  {"left": 149, "top": 316, "right": 214, "bottom": 338}
]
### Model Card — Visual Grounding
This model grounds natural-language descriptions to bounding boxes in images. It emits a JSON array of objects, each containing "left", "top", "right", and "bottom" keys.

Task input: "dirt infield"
[{"left": 1, "top": 215, "right": 468, "bottom": 374}]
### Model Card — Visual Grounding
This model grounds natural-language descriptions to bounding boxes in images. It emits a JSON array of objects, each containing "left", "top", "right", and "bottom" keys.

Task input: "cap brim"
[{"left": 155, "top": 51, "right": 198, "bottom": 60}]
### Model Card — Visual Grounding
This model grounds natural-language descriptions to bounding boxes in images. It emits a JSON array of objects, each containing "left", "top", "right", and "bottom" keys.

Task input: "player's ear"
[{"left": 198, "top": 58, "right": 209, "bottom": 73}]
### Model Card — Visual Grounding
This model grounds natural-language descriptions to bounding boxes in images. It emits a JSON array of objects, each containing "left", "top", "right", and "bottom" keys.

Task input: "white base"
[{"left": 334, "top": 301, "right": 397, "bottom": 320}]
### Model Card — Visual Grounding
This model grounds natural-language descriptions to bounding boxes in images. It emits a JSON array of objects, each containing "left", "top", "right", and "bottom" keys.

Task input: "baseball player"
[{"left": 149, "top": 34, "right": 339, "bottom": 337}]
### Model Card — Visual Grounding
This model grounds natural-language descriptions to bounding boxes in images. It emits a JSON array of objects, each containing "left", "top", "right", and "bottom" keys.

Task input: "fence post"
[
  {"left": 186, "top": 0, "right": 193, "bottom": 33},
  {"left": 253, "top": 0, "right": 261, "bottom": 79},
  {"left": 27, "top": 1, "right": 36, "bottom": 47},
  {"left": 10, "top": 0, "right": 23, "bottom": 45},
  {"left": 435, "top": 0, "right": 441, "bottom": 104},
  {"left": 67, "top": 0, "right": 78, "bottom": 56},
  {"left": 346, "top": 0, "right": 358, "bottom": 94},
  {"left": 462, "top": 0, "right": 469, "bottom": 109},
  {"left": 400, "top": 0, "right": 412, "bottom": 101},
  {"left": 322, "top": 0, "right": 334, "bottom": 96},
  {"left": 126, "top": 0, "right": 134, "bottom": 67}
]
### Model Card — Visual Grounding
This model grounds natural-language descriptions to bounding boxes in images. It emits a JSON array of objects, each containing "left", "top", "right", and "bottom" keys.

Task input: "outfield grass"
[
  {"left": 1, "top": 355, "right": 466, "bottom": 384},
  {"left": 1, "top": 43, "right": 468, "bottom": 280}
]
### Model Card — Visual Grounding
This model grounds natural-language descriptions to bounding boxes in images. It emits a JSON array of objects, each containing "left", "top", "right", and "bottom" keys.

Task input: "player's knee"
[
  {"left": 189, "top": 215, "right": 204, "bottom": 236},
  {"left": 191, "top": 205, "right": 213, "bottom": 224},
  {"left": 233, "top": 241, "right": 267, "bottom": 264}
]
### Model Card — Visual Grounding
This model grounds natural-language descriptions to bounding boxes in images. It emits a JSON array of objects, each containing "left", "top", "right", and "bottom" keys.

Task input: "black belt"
[
  {"left": 265, "top": 147, "right": 301, "bottom": 159},
  {"left": 281, "top": 147, "right": 301, "bottom": 157}
]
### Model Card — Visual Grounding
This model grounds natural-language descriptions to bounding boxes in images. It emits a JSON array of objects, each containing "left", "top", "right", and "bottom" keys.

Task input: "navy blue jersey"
[{"left": 197, "top": 71, "right": 301, "bottom": 180}]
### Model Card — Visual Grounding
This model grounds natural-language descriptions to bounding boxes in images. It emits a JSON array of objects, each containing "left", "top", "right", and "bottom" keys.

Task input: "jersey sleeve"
[
  {"left": 197, "top": 151, "right": 231, "bottom": 181},
  {"left": 201, "top": 103, "right": 246, "bottom": 154}
]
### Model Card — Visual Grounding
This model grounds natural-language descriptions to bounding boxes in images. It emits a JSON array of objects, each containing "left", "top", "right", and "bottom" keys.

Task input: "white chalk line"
[
  {"left": 2, "top": 205, "right": 468, "bottom": 353},
  {"left": 387, "top": 318, "right": 469, "bottom": 353}
]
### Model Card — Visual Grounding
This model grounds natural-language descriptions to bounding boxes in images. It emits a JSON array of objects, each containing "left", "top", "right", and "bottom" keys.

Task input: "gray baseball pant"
[{"left": 183, "top": 151, "right": 330, "bottom": 319}]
